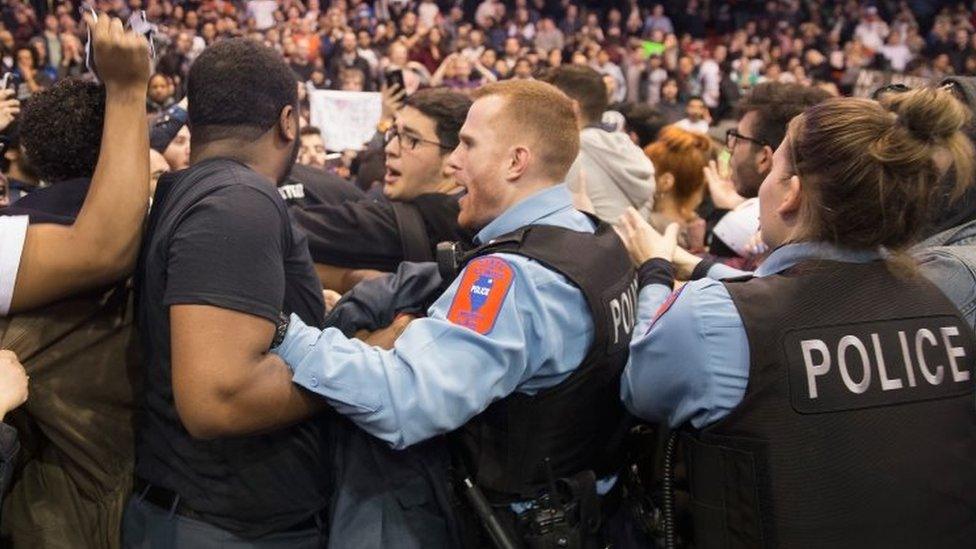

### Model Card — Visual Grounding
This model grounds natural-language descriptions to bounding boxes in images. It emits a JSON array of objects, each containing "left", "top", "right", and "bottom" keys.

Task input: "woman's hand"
[
  {"left": 380, "top": 82, "right": 406, "bottom": 121},
  {"left": 616, "top": 207, "right": 680, "bottom": 266},
  {"left": 704, "top": 159, "right": 745, "bottom": 210}
]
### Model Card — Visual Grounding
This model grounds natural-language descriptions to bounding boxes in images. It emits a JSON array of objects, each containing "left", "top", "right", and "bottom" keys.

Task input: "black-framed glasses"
[
  {"left": 384, "top": 125, "right": 451, "bottom": 151},
  {"left": 726, "top": 128, "right": 768, "bottom": 150}
]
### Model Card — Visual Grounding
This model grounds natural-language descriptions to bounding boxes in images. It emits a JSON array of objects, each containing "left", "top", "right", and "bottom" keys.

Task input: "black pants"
[{"left": 121, "top": 496, "right": 327, "bottom": 549}]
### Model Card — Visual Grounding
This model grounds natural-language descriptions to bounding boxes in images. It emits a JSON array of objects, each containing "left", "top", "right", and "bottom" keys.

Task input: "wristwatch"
[{"left": 271, "top": 312, "right": 290, "bottom": 350}]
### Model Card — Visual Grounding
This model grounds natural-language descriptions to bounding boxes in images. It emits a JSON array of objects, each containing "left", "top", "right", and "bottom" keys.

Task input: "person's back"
[
  {"left": 0, "top": 76, "right": 143, "bottom": 548},
  {"left": 126, "top": 39, "right": 332, "bottom": 547},
  {"left": 544, "top": 65, "right": 656, "bottom": 224}
]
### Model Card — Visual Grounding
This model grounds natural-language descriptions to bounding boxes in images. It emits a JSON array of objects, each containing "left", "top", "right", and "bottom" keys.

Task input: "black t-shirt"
[
  {"left": 135, "top": 158, "right": 330, "bottom": 537},
  {"left": 279, "top": 163, "right": 364, "bottom": 210},
  {"left": 290, "top": 191, "right": 472, "bottom": 271}
]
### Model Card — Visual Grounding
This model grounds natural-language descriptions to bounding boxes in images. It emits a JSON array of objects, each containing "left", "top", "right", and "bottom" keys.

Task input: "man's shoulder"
[
  {"left": 290, "top": 164, "right": 364, "bottom": 204},
  {"left": 170, "top": 160, "right": 282, "bottom": 205},
  {"left": 157, "top": 160, "right": 287, "bottom": 232}
]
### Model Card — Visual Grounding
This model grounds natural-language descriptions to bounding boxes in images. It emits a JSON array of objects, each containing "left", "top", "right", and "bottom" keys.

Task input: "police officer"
[
  {"left": 617, "top": 88, "right": 976, "bottom": 548},
  {"left": 273, "top": 80, "right": 637, "bottom": 547}
]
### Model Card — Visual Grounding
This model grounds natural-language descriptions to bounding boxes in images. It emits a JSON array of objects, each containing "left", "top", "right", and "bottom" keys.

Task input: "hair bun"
[{"left": 883, "top": 87, "right": 971, "bottom": 142}]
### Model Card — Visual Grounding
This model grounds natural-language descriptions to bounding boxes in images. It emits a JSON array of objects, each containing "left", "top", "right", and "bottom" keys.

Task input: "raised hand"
[
  {"left": 616, "top": 207, "right": 680, "bottom": 266},
  {"left": 84, "top": 12, "right": 151, "bottom": 93}
]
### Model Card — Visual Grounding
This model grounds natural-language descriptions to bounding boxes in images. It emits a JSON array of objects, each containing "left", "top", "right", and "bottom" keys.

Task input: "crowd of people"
[
  {"left": 3, "top": 1, "right": 976, "bottom": 136},
  {"left": 0, "top": 1, "right": 974, "bottom": 549}
]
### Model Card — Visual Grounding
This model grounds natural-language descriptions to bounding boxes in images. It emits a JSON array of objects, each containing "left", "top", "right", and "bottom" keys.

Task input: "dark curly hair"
[{"left": 19, "top": 78, "right": 105, "bottom": 183}]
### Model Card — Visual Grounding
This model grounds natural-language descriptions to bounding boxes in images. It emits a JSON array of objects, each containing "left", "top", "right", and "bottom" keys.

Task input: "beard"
[{"left": 278, "top": 133, "right": 302, "bottom": 185}]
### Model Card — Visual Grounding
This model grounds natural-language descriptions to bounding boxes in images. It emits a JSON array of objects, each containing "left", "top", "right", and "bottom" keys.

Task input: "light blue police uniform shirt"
[
  {"left": 275, "top": 184, "right": 596, "bottom": 450},
  {"left": 622, "top": 242, "right": 883, "bottom": 429}
]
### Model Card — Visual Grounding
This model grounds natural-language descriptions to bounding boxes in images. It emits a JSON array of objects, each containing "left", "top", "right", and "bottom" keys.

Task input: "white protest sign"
[{"left": 308, "top": 88, "right": 382, "bottom": 152}]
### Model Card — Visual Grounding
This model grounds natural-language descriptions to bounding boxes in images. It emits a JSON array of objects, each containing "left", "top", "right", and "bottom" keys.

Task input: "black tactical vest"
[
  {"left": 453, "top": 219, "right": 638, "bottom": 501},
  {"left": 683, "top": 259, "right": 976, "bottom": 548}
]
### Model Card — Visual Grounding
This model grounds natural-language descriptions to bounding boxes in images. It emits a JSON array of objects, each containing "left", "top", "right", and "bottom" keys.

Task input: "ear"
[
  {"left": 505, "top": 145, "right": 531, "bottom": 182},
  {"left": 656, "top": 172, "right": 675, "bottom": 194},
  {"left": 570, "top": 99, "right": 583, "bottom": 129},
  {"left": 278, "top": 104, "right": 298, "bottom": 143},
  {"left": 777, "top": 174, "right": 802, "bottom": 218},
  {"left": 755, "top": 144, "right": 774, "bottom": 174}
]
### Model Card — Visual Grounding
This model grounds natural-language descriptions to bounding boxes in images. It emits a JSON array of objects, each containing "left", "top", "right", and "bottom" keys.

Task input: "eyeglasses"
[
  {"left": 726, "top": 128, "right": 768, "bottom": 150},
  {"left": 384, "top": 125, "right": 451, "bottom": 151}
]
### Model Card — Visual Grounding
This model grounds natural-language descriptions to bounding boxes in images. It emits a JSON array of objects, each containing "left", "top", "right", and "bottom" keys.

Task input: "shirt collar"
[
  {"left": 475, "top": 184, "right": 575, "bottom": 244},
  {"left": 755, "top": 241, "right": 884, "bottom": 277}
]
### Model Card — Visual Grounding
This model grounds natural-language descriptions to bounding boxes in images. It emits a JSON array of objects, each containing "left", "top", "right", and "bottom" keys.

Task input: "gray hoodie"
[{"left": 565, "top": 126, "right": 656, "bottom": 224}]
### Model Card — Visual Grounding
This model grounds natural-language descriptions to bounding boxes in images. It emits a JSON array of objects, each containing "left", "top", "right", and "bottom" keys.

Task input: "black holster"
[{"left": 516, "top": 470, "right": 602, "bottom": 549}]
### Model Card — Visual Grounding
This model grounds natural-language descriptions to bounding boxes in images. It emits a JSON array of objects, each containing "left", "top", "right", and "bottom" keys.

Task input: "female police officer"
[{"left": 616, "top": 87, "right": 976, "bottom": 548}]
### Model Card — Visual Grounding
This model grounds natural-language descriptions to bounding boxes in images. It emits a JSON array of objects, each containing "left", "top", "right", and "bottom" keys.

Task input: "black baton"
[{"left": 461, "top": 477, "right": 520, "bottom": 549}]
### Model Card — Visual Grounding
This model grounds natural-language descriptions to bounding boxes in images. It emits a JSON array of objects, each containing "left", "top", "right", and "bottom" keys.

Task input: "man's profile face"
[
  {"left": 163, "top": 125, "right": 191, "bottom": 171},
  {"left": 383, "top": 106, "right": 448, "bottom": 201},
  {"left": 299, "top": 132, "right": 328, "bottom": 169},
  {"left": 448, "top": 96, "right": 510, "bottom": 230},
  {"left": 728, "top": 110, "right": 765, "bottom": 199}
]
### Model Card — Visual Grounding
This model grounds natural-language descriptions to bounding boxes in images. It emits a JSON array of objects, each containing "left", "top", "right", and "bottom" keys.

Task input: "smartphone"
[
  {"left": 0, "top": 73, "right": 12, "bottom": 92},
  {"left": 385, "top": 69, "right": 406, "bottom": 93}
]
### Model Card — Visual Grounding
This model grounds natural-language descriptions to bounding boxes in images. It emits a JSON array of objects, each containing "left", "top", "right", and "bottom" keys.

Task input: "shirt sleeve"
[
  {"left": 164, "top": 186, "right": 286, "bottom": 323},
  {"left": 916, "top": 249, "right": 976, "bottom": 330},
  {"left": 274, "top": 253, "right": 590, "bottom": 449},
  {"left": 707, "top": 262, "right": 749, "bottom": 280},
  {"left": 290, "top": 199, "right": 403, "bottom": 270},
  {"left": 0, "top": 216, "right": 29, "bottom": 317},
  {"left": 622, "top": 278, "right": 751, "bottom": 429}
]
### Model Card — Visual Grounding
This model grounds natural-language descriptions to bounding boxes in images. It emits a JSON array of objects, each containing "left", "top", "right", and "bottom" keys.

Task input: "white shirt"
[
  {"left": 247, "top": 0, "right": 278, "bottom": 31},
  {"left": 0, "top": 216, "right": 29, "bottom": 316},
  {"left": 675, "top": 118, "right": 710, "bottom": 135}
]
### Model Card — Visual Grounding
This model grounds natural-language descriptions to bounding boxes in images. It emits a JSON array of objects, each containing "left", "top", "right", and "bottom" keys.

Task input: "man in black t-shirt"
[
  {"left": 125, "top": 39, "right": 332, "bottom": 547},
  {"left": 290, "top": 88, "right": 474, "bottom": 292}
]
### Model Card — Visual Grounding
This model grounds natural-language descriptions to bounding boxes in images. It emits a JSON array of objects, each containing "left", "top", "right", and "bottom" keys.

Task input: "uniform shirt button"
[{"left": 309, "top": 376, "right": 319, "bottom": 387}]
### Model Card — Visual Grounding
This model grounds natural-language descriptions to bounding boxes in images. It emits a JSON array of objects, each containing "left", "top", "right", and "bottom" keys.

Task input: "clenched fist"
[{"left": 84, "top": 12, "right": 151, "bottom": 92}]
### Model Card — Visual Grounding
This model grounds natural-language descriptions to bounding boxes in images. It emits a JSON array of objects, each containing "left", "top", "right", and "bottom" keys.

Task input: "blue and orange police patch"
[{"left": 447, "top": 256, "right": 515, "bottom": 335}]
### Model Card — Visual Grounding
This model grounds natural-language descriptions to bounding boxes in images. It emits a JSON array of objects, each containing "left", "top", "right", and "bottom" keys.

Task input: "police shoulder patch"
[{"left": 447, "top": 256, "right": 515, "bottom": 335}]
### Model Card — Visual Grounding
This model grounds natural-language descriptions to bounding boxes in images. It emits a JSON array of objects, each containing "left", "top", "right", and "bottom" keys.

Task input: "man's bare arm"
[
  {"left": 170, "top": 304, "right": 326, "bottom": 439},
  {"left": 10, "top": 14, "right": 150, "bottom": 313}
]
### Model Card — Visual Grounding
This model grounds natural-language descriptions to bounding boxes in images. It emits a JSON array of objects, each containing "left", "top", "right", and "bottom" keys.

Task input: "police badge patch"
[{"left": 447, "top": 256, "right": 515, "bottom": 335}]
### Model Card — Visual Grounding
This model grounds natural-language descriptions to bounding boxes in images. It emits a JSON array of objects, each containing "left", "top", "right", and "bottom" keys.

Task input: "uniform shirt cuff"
[
  {"left": 272, "top": 313, "right": 320, "bottom": 373},
  {"left": 690, "top": 258, "right": 716, "bottom": 280},
  {"left": 637, "top": 258, "right": 675, "bottom": 289}
]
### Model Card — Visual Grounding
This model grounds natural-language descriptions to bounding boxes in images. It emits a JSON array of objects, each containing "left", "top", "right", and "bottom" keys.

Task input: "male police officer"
[{"left": 273, "top": 80, "right": 637, "bottom": 546}]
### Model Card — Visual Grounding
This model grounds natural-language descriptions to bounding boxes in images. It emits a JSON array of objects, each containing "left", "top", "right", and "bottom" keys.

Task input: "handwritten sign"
[{"left": 308, "top": 88, "right": 383, "bottom": 151}]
